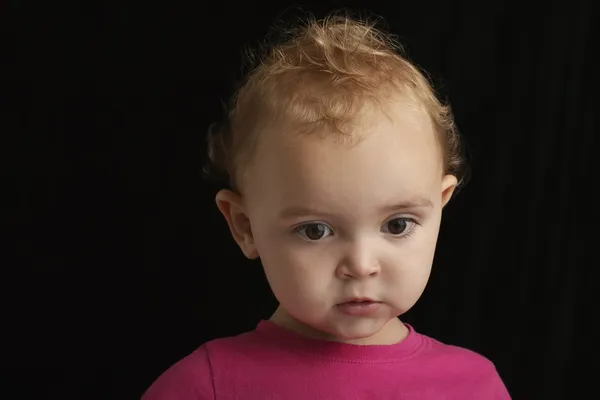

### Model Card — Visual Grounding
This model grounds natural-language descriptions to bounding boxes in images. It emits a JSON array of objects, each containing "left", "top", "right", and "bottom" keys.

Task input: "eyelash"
[
  {"left": 397, "top": 225, "right": 417, "bottom": 241},
  {"left": 293, "top": 217, "right": 419, "bottom": 242}
]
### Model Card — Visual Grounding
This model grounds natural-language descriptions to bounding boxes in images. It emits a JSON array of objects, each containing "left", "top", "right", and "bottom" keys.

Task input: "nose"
[{"left": 336, "top": 238, "right": 381, "bottom": 280}]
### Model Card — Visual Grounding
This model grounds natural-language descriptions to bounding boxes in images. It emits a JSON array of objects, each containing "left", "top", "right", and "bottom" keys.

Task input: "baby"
[{"left": 143, "top": 13, "right": 510, "bottom": 399}]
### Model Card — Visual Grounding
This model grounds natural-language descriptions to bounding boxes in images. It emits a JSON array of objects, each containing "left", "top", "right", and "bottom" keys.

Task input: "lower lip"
[{"left": 337, "top": 301, "right": 382, "bottom": 316}]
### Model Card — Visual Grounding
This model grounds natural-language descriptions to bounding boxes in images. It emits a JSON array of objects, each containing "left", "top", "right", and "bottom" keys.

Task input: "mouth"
[
  {"left": 336, "top": 298, "right": 383, "bottom": 316},
  {"left": 340, "top": 298, "right": 381, "bottom": 305}
]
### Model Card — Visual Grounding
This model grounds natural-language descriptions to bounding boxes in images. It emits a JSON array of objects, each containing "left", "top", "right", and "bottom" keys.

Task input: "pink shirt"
[{"left": 143, "top": 320, "right": 511, "bottom": 399}]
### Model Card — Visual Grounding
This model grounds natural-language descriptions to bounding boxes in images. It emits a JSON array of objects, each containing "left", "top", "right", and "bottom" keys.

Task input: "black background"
[{"left": 4, "top": 1, "right": 598, "bottom": 399}]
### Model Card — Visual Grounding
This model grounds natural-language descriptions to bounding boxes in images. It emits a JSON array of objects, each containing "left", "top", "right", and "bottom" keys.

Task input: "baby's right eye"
[{"left": 295, "top": 223, "right": 333, "bottom": 241}]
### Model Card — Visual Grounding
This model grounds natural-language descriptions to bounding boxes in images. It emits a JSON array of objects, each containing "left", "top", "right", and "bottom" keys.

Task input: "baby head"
[{"left": 206, "top": 14, "right": 467, "bottom": 345}]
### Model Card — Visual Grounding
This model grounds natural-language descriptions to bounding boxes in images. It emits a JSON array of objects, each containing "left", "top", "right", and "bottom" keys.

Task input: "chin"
[{"left": 325, "top": 320, "right": 387, "bottom": 343}]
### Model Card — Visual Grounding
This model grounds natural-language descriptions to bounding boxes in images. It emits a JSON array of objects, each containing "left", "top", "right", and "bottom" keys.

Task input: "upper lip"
[{"left": 341, "top": 297, "right": 380, "bottom": 304}]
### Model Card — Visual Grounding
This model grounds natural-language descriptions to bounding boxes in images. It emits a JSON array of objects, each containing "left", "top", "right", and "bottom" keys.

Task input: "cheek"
[
  {"left": 384, "top": 223, "right": 440, "bottom": 281},
  {"left": 268, "top": 245, "right": 334, "bottom": 283},
  {"left": 261, "top": 250, "right": 335, "bottom": 312},
  {"left": 253, "top": 230, "right": 332, "bottom": 286}
]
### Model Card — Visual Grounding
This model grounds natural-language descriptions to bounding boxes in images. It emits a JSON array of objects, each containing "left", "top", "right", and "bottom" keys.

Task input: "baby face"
[{"left": 221, "top": 105, "right": 456, "bottom": 344}]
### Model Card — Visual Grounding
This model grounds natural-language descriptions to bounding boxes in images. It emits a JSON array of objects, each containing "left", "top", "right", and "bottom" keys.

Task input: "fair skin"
[{"left": 216, "top": 103, "right": 457, "bottom": 346}]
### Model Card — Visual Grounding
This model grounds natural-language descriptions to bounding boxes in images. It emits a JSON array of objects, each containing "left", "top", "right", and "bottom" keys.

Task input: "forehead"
[{"left": 245, "top": 107, "right": 442, "bottom": 214}]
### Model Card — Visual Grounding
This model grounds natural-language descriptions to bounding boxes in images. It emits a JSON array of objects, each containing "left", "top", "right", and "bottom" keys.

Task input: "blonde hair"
[{"left": 204, "top": 13, "right": 468, "bottom": 194}]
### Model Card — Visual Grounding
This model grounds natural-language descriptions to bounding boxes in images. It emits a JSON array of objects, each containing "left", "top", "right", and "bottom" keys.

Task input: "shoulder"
[
  {"left": 415, "top": 332, "right": 511, "bottom": 398},
  {"left": 141, "top": 345, "right": 214, "bottom": 400},
  {"left": 141, "top": 332, "right": 259, "bottom": 400},
  {"left": 422, "top": 334, "right": 497, "bottom": 369}
]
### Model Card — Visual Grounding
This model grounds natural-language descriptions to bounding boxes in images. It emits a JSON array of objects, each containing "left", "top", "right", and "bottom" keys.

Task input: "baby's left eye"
[{"left": 382, "top": 218, "right": 415, "bottom": 235}]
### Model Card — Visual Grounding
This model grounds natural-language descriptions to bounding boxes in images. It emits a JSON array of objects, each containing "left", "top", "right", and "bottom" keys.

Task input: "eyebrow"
[{"left": 278, "top": 197, "right": 434, "bottom": 219}]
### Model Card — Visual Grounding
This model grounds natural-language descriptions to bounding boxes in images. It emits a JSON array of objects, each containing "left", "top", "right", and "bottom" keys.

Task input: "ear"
[
  {"left": 441, "top": 174, "right": 458, "bottom": 208},
  {"left": 215, "top": 189, "right": 259, "bottom": 259}
]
